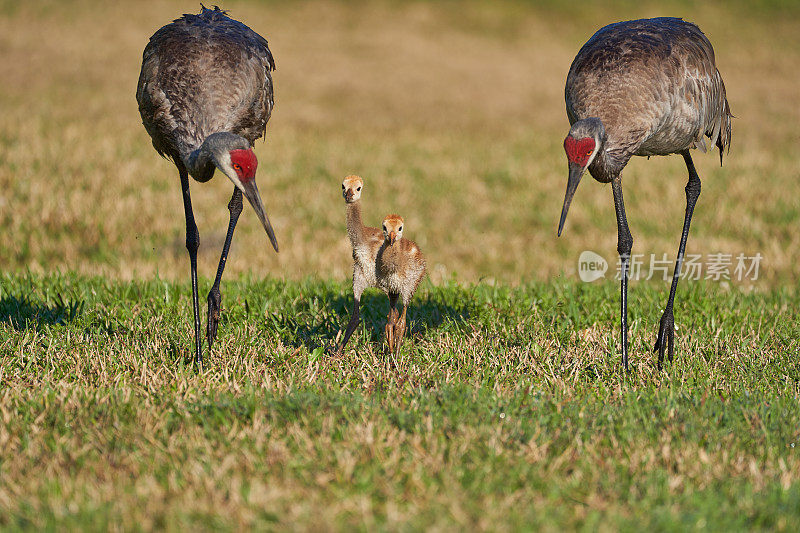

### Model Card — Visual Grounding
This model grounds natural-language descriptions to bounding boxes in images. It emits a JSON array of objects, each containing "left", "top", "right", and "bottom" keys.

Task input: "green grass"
[
  {"left": 1, "top": 272, "right": 798, "bottom": 530},
  {"left": 2, "top": 0, "right": 799, "bottom": 529}
]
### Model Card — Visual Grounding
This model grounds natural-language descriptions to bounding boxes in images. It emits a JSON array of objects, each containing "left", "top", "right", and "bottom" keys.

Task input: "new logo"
[{"left": 578, "top": 250, "right": 607, "bottom": 282}]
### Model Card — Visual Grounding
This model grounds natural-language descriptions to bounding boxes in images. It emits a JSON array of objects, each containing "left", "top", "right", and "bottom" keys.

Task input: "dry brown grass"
[{"left": 1, "top": 0, "right": 798, "bottom": 287}]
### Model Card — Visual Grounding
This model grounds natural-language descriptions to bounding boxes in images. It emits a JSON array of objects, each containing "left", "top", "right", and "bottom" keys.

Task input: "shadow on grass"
[
  {"left": 0, "top": 294, "right": 84, "bottom": 331},
  {"left": 270, "top": 288, "right": 473, "bottom": 353}
]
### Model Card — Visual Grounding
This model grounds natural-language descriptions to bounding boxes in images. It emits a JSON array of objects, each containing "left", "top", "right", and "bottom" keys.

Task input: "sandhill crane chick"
[
  {"left": 337, "top": 175, "right": 384, "bottom": 354},
  {"left": 376, "top": 214, "right": 426, "bottom": 355}
]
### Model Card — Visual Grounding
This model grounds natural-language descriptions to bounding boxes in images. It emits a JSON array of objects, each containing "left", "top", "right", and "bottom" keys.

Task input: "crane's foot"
[
  {"left": 393, "top": 317, "right": 406, "bottom": 356},
  {"left": 331, "top": 336, "right": 348, "bottom": 358},
  {"left": 331, "top": 343, "right": 343, "bottom": 357},
  {"left": 384, "top": 309, "right": 398, "bottom": 354},
  {"left": 206, "top": 287, "right": 222, "bottom": 352},
  {"left": 325, "top": 344, "right": 344, "bottom": 359},
  {"left": 384, "top": 322, "right": 394, "bottom": 354},
  {"left": 653, "top": 308, "right": 675, "bottom": 368}
]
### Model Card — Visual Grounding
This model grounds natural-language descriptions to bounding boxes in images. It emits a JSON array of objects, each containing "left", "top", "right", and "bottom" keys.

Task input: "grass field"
[
  {"left": 1, "top": 0, "right": 799, "bottom": 530},
  {"left": 1, "top": 273, "right": 799, "bottom": 529}
]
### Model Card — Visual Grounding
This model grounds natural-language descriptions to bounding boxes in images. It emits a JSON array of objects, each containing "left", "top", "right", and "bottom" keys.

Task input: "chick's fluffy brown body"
[
  {"left": 346, "top": 201, "right": 384, "bottom": 297},
  {"left": 376, "top": 238, "right": 426, "bottom": 307}
]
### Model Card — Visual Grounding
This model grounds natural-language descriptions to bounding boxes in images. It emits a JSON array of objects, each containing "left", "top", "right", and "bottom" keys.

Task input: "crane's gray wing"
[
  {"left": 660, "top": 19, "right": 731, "bottom": 160},
  {"left": 136, "top": 7, "right": 275, "bottom": 161},
  {"left": 565, "top": 18, "right": 731, "bottom": 160}
]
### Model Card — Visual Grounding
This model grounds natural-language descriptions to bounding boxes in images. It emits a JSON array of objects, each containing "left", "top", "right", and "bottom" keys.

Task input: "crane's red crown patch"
[
  {"left": 230, "top": 149, "right": 258, "bottom": 181},
  {"left": 564, "top": 136, "right": 595, "bottom": 167}
]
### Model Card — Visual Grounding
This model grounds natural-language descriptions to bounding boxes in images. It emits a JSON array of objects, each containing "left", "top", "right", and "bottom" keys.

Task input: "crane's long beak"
[
  {"left": 558, "top": 163, "right": 585, "bottom": 237},
  {"left": 242, "top": 179, "right": 279, "bottom": 253}
]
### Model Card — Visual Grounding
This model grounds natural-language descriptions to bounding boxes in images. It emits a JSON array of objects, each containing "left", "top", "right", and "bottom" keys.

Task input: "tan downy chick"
[
  {"left": 337, "top": 175, "right": 384, "bottom": 353},
  {"left": 376, "top": 214, "right": 426, "bottom": 355}
]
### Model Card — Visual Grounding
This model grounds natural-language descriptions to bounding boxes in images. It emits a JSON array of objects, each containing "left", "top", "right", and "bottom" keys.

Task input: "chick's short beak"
[{"left": 388, "top": 231, "right": 397, "bottom": 245}]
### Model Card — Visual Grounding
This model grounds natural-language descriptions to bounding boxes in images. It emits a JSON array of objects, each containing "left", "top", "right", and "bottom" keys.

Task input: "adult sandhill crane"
[
  {"left": 557, "top": 17, "right": 732, "bottom": 371},
  {"left": 136, "top": 6, "right": 279, "bottom": 366}
]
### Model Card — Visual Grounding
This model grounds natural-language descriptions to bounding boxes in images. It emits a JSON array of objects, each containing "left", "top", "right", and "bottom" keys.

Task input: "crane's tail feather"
[
  {"left": 698, "top": 69, "right": 731, "bottom": 166},
  {"left": 712, "top": 74, "right": 733, "bottom": 166}
]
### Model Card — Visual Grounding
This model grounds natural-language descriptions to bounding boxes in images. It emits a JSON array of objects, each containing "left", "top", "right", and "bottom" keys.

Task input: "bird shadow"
[
  {"left": 0, "top": 293, "right": 85, "bottom": 331},
  {"left": 270, "top": 288, "right": 473, "bottom": 354}
]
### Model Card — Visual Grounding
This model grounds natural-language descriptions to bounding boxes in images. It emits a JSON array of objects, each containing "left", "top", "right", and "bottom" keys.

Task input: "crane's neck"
[
  {"left": 346, "top": 201, "right": 367, "bottom": 247},
  {"left": 587, "top": 141, "right": 629, "bottom": 183},
  {"left": 182, "top": 132, "right": 248, "bottom": 183},
  {"left": 183, "top": 144, "right": 217, "bottom": 183}
]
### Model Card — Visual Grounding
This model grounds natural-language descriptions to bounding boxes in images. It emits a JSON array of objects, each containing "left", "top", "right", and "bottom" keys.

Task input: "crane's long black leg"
[
  {"left": 178, "top": 165, "right": 203, "bottom": 367},
  {"left": 654, "top": 150, "right": 701, "bottom": 367},
  {"left": 612, "top": 177, "right": 633, "bottom": 372},
  {"left": 338, "top": 295, "right": 361, "bottom": 355},
  {"left": 207, "top": 187, "right": 243, "bottom": 354}
]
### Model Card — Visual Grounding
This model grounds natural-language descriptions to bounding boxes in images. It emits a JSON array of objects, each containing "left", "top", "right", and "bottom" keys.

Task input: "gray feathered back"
[
  {"left": 565, "top": 18, "right": 731, "bottom": 164},
  {"left": 136, "top": 6, "right": 275, "bottom": 163}
]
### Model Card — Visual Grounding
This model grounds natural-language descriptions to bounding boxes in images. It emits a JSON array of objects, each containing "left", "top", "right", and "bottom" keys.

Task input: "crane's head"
[
  {"left": 342, "top": 175, "right": 364, "bottom": 203},
  {"left": 209, "top": 133, "right": 278, "bottom": 253},
  {"left": 382, "top": 214, "right": 404, "bottom": 245},
  {"left": 559, "top": 117, "right": 604, "bottom": 237}
]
